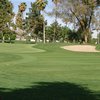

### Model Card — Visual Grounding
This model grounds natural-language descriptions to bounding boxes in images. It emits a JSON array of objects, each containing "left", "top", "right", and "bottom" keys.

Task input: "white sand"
[{"left": 62, "top": 45, "right": 100, "bottom": 52}]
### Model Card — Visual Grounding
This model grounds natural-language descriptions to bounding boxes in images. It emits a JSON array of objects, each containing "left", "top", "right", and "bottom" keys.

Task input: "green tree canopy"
[
  {"left": 57, "top": 0, "right": 98, "bottom": 43},
  {"left": 24, "top": 2, "right": 44, "bottom": 42},
  {"left": 16, "top": 2, "right": 27, "bottom": 29},
  {"left": 0, "top": 0, "right": 14, "bottom": 33}
]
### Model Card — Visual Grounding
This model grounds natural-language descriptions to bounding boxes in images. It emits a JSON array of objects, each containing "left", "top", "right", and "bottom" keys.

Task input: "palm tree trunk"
[
  {"left": 43, "top": 16, "right": 46, "bottom": 44},
  {"left": 53, "top": 2, "right": 58, "bottom": 42}
]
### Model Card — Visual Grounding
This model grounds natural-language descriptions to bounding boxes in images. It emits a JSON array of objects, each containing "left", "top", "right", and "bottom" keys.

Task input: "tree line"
[{"left": 0, "top": 0, "right": 99, "bottom": 43}]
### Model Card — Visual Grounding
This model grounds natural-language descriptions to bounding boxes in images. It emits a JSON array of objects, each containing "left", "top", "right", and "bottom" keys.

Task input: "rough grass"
[
  {"left": 0, "top": 43, "right": 100, "bottom": 100},
  {"left": 96, "top": 44, "right": 100, "bottom": 51}
]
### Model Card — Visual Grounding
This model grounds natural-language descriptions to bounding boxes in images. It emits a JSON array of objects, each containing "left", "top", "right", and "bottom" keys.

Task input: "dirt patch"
[{"left": 62, "top": 45, "right": 100, "bottom": 52}]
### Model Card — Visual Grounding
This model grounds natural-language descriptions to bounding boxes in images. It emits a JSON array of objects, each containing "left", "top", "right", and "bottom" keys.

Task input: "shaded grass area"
[{"left": 0, "top": 82, "right": 100, "bottom": 100}]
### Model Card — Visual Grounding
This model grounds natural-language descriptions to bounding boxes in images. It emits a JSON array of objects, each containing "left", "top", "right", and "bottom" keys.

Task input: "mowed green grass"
[{"left": 0, "top": 43, "right": 100, "bottom": 99}]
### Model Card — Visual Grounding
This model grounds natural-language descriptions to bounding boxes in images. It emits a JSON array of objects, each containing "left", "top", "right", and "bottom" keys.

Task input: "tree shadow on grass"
[{"left": 0, "top": 82, "right": 100, "bottom": 100}]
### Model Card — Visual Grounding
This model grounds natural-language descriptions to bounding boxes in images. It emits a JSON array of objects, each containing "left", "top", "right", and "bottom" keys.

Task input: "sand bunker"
[{"left": 62, "top": 45, "right": 100, "bottom": 52}]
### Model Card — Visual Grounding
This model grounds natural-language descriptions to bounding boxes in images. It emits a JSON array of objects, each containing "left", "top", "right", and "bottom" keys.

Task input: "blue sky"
[{"left": 9, "top": 0, "right": 65, "bottom": 26}]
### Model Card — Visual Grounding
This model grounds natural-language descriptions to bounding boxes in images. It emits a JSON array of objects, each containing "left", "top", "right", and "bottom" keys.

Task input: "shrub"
[
  {"left": 26, "top": 36, "right": 31, "bottom": 43},
  {"left": 4, "top": 34, "right": 10, "bottom": 43},
  {"left": 10, "top": 33, "right": 16, "bottom": 43},
  {"left": 0, "top": 33, "right": 3, "bottom": 42},
  {"left": 96, "top": 44, "right": 100, "bottom": 51}
]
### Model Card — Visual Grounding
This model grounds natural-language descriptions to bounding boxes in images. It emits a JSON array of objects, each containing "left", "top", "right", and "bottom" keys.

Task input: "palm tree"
[
  {"left": 36, "top": 0, "right": 48, "bottom": 43},
  {"left": 16, "top": 2, "right": 27, "bottom": 40},
  {"left": 36, "top": 0, "right": 48, "bottom": 11},
  {"left": 52, "top": 0, "right": 60, "bottom": 4},
  {"left": 19, "top": 2, "right": 27, "bottom": 12},
  {"left": 16, "top": 2, "right": 27, "bottom": 28},
  {"left": 52, "top": 0, "right": 60, "bottom": 42}
]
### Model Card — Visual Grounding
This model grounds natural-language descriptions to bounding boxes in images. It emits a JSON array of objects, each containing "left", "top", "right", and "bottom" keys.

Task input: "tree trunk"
[
  {"left": 84, "top": 34, "right": 88, "bottom": 43},
  {"left": 2, "top": 36, "right": 4, "bottom": 43},
  {"left": 43, "top": 21, "right": 46, "bottom": 44},
  {"left": 84, "top": 28, "right": 90, "bottom": 43}
]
